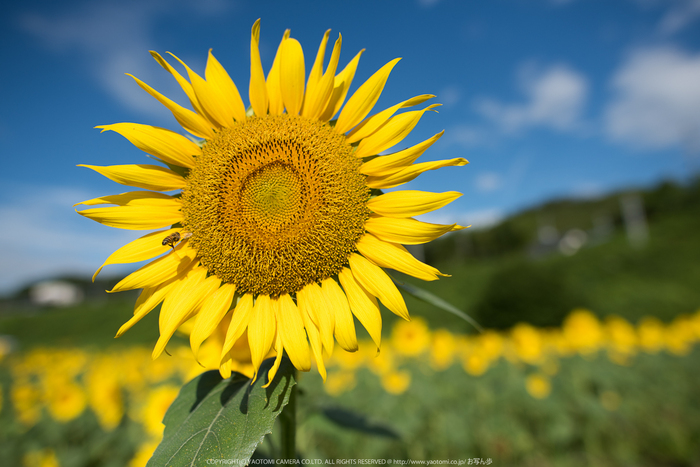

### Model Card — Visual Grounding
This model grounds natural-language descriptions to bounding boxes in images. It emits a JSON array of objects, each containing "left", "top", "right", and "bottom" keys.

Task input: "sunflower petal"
[
  {"left": 205, "top": 50, "right": 248, "bottom": 122},
  {"left": 348, "top": 253, "right": 409, "bottom": 320},
  {"left": 365, "top": 216, "right": 466, "bottom": 245},
  {"left": 220, "top": 294, "right": 254, "bottom": 361},
  {"left": 275, "top": 294, "right": 311, "bottom": 371},
  {"left": 75, "top": 191, "right": 180, "bottom": 207},
  {"left": 76, "top": 204, "right": 182, "bottom": 230},
  {"left": 299, "top": 300, "right": 327, "bottom": 381},
  {"left": 303, "top": 29, "right": 330, "bottom": 114},
  {"left": 319, "top": 49, "right": 364, "bottom": 122},
  {"left": 149, "top": 51, "right": 206, "bottom": 117},
  {"left": 356, "top": 233, "right": 444, "bottom": 282},
  {"left": 366, "top": 158, "right": 469, "bottom": 189},
  {"left": 346, "top": 94, "right": 434, "bottom": 144},
  {"left": 266, "top": 30, "right": 291, "bottom": 116},
  {"left": 367, "top": 190, "right": 462, "bottom": 218},
  {"left": 321, "top": 278, "right": 357, "bottom": 352},
  {"left": 249, "top": 19, "right": 269, "bottom": 117},
  {"left": 78, "top": 164, "right": 186, "bottom": 192},
  {"left": 248, "top": 295, "right": 276, "bottom": 381},
  {"left": 303, "top": 33, "right": 342, "bottom": 120},
  {"left": 190, "top": 283, "right": 236, "bottom": 358},
  {"left": 334, "top": 58, "right": 401, "bottom": 134},
  {"left": 298, "top": 282, "right": 335, "bottom": 356},
  {"left": 263, "top": 333, "right": 284, "bottom": 388},
  {"left": 95, "top": 123, "right": 199, "bottom": 169},
  {"left": 354, "top": 104, "right": 441, "bottom": 158},
  {"left": 116, "top": 278, "right": 180, "bottom": 337},
  {"left": 338, "top": 267, "right": 382, "bottom": 349},
  {"left": 280, "top": 38, "right": 305, "bottom": 116},
  {"left": 127, "top": 74, "right": 214, "bottom": 139},
  {"left": 359, "top": 131, "right": 443, "bottom": 176},
  {"left": 153, "top": 272, "right": 220, "bottom": 359},
  {"left": 92, "top": 228, "right": 178, "bottom": 281},
  {"left": 108, "top": 242, "right": 197, "bottom": 293}
]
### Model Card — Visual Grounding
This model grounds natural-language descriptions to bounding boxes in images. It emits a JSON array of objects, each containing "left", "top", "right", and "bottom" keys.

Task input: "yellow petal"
[
  {"left": 280, "top": 38, "right": 305, "bottom": 116},
  {"left": 365, "top": 216, "right": 465, "bottom": 245},
  {"left": 319, "top": 49, "right": 364, "bottom": 122},
  {"left": 149, "top": 51, "right": 206, "bottom": 117},
  {"left": 366, "top": 157, "right": 469, "bottom": 189},
  {"left": 95, "top": 123, "right": 199, "bottom": 169},
  {"left": 266, "top": 30, "right": 290, "bottom": 116},
  {"left": 303, "top": 33, "right": 342, "bottom": 120},
  {"left": 127, "top": 73, "right": 214, "bottom": 139},
  {"left": 249, "top": 19, "right": 269, "bottom": 117},
  {"left": 354, "top": 104, "right": 441, "bottom": 158},
  {"left": 367, "top": 190, "right": 462, "bottom": 218},
  {"left": 356, "top": 233, "right": 444, "bottom": 282},
  {"left": 346, "top": 94, "right": 434, "bottom": 144},
  {"left": 220, "top": 294, "right": 254, "bottom": 361},
  {"left": 275, "top": 294, "right": 311, "bottom": 371},
  {"left": 205, "top": 50, "right": 248, "bottom": 122},
  {"left": 348, "top": 253, "right": 408, "bottom": 321},
  {"left": 190, "top": 283, "right": 236, "bottom": 358},
  {"left": 158, "top": 267, "right": 208, "bottom": 329},
  {"left": 299, "top": 300, "right": 327, "bottom": 381},
  {"left": 74, "top": 191, "right": 180, "bottom": 207},
  {"left": 321, "top": 278, "right": 358, "bottom": 352},
  {"left": 116, "top": 278, "right": 180, "bottom": 337},
  {"left": 303, "top": 29, "right": 330, "bottom": 114},
  {"left": 76, "top": 204, "right": 182, "bottom": 230},
  {"left": 78, "top": 164, "right": 186, "bottom": 192},
  {"left": 338, "top": 267, "right": 382, "bottom": 349},
  {"left": 153, "top": 272, "right": 220, "bottom": 359},
  {"left": 92, "top": 228, "right": 178, "bottom": 281},
  {"left": 298, "top": 282, "right": 335, "bottom": 357},
  {"left": 263, "top": 333, "right": 284, "bottom": 388},
  {"left": 334, "top": 58, "right": 401, "bottom": 134},
  {"left": 248, "top": 295, "right": 276, "bottom": 381},
  {"left": 108, "top": 242, "right": 197, "bottom": 293},
  {"left": 359, "top": 131, "right": 443, "bottom": 176}
]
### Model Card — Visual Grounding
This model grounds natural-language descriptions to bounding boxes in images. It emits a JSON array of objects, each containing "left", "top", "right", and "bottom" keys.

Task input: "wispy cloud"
[
  {"left": 604, "top": 46, "right": 700, "bottom": 153},
  {"left": 475, "top": 63, "right": 589, "bottom": 134},
  {"left": 475, "top": 172, "right": 503, "bottom": 193},
  {"left": 18, "top": 0, "right": 231, "bottom": 116},
  {"left": 419, "top": 208, "right": 504, "bottom": 230},
  {"left": 658, "top": 0, "right": 700, "bottom": 35},
  {"left": 0, "top": 184, "right": 142, "bottom": 295}
]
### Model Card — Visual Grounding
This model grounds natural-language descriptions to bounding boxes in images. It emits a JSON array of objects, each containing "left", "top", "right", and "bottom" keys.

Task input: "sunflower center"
[{"left": 182, "top": 115, "right": 370, "bottom": 297}]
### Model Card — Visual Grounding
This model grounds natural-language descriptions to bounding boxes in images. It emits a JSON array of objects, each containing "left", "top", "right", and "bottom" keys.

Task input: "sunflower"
[{"left": 76, "top": 20, "right": 467, "bottom": 384}]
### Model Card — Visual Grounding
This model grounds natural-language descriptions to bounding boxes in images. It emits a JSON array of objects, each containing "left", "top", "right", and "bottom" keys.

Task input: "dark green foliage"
[
  {"left": 148, "top": 360, "right": 296, "bottom": 467},
  {"left": 474, "top": 260, "right": 588, "bottom": 329}
]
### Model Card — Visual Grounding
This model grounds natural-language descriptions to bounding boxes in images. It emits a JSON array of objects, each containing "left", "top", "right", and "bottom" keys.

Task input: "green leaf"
[
  {"left": 147, "top": 357, "right": 296, "bottom": 467},
  {"left": 321, "top": 406, "right": 400, "bottom": 439},
  {"left": 394, "top": 279, "right": 484, "bottom": 332}
]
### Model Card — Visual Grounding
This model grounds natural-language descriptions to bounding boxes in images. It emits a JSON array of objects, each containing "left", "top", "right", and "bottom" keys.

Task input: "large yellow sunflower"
[{"left": 76, "top": 20, "right": 467, "bottom": 384}]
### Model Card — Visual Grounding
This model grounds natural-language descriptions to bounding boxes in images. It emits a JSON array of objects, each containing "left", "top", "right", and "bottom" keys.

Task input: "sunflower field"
[{"left": 1, "top": 306, "right": 699, "bottom": 467}]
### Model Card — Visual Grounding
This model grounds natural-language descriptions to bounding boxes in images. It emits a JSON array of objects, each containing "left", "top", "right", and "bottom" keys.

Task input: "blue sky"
[{"left": 1, "top": 0, "right": 699, "bottom": 294}]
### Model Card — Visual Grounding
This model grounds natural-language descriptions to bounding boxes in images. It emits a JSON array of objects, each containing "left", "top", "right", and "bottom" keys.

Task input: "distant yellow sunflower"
[{"left": 76, "top": 20, "right": 467, "bottom": 384}]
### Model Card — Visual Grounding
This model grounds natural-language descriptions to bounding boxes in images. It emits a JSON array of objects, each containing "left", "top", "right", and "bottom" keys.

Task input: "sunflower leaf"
[
  {"left": 147, "top": 357, "right": 296, "bottom": 467},
  {"left": 393, "top": 279, "right": 484, "bottom": 333}
]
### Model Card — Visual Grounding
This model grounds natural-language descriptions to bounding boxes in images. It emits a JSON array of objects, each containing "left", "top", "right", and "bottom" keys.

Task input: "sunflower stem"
[{"left": 279, "top": 369, "right": 297, "bottom": 460}]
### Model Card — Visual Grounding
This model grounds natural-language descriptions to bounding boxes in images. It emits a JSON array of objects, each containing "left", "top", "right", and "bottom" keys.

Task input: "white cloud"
[
  {"left": 439, "top": 85, "right": 462, "bottom": 108},
  {"left": 604, "top": 46, "right": 700, "bottom": 152},
  {"left": 475, "top": 172, "right": 503, "bottom": 193},
  {"left": 419, "top": 208, "right": 504, "bottom": 230},
  {"left": 475, "top": 64, "right": 588, "bottom": 133},
  {"left": 444, "top": 124, "right": 488, "bottom": 148},
  {"left": 0, "top": 185, "right": 142, "bottom": 295},
  {"left": 18, "top": 0, "right": 231, "bottom": 116},
  {"left": 658, "top": 0, "right": 700, "bottom": 35}
]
